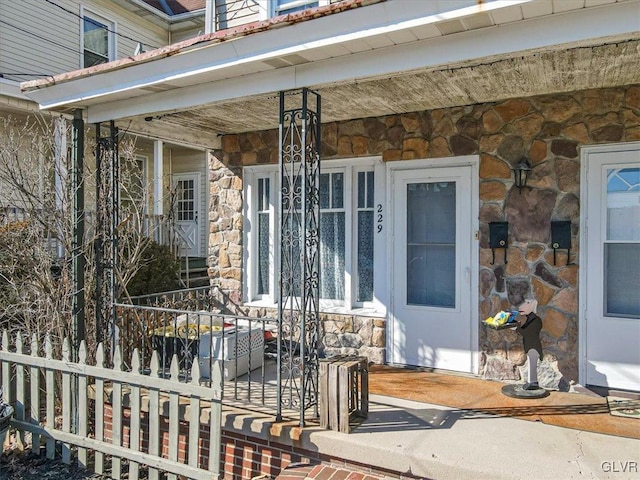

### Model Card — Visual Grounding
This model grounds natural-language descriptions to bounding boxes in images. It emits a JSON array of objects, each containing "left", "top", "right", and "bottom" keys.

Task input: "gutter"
[{"left": 0, "top": 78, "right": 30, "bottom": 101}]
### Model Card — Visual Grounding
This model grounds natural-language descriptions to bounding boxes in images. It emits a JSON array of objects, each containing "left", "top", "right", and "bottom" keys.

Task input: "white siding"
[
  {"left": 0, "top": 0, "right": 169, "bottom": 83},
  {"left": 0, "top": 111, "right": 98, "bottom": 225},
  {"left": 170, "top": 26, "right": 203, "bottom": 44},
  {"left": 0, "top": 0, "right": 79, "bottom": 82}
]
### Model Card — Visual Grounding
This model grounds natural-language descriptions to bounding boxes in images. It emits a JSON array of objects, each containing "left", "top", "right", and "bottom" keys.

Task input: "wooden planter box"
[{"left": 319, "top": 356, "right": 369, "bottom": 433}]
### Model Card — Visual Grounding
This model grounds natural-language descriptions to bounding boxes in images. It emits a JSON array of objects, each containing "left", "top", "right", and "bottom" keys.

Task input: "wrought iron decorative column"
[
  {"left": 95, "top": 121, "right": 119, "bottom": 355},
  {"left": 277, "top": 88, "right": 321, "bottom": 427}
]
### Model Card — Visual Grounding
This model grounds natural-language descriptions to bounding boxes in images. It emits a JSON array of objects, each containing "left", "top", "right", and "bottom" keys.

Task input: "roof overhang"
[{"left": 21, "top": 0, "right": 640, "bottom": 136}]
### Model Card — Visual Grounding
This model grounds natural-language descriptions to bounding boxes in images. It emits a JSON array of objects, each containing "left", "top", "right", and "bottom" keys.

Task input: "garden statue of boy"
[{"left": 516, "top": 299, "right": 543, "bottom": 390}]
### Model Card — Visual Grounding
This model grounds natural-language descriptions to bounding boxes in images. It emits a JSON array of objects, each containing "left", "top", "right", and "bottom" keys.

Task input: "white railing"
[{"left": 0, "top": 331, "right": 222, "bottom": 480}]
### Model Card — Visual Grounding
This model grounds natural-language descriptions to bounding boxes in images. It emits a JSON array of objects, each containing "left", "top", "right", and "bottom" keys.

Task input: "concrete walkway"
[{"left": 269, "top": 394, "right": 640, "bottom": 480}]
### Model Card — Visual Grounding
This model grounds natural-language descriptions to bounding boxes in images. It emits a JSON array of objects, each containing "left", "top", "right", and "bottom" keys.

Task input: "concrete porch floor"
[
  {"left": 223, "top": 363, "right": 639, "bottom": 480},
  {"left": 226, "top": 360, "right": 639, "bottom": 440},
  {"left": 367, "top": 365, "right": 640, "bottom": 440}
]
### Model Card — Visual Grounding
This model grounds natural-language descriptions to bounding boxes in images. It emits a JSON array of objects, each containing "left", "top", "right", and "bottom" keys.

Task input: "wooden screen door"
[{"left": 173, "top": 173, "right": 200, "bottom": 257}]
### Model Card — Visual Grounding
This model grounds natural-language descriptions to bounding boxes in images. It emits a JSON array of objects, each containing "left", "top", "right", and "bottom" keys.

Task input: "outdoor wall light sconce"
[
  {"left": 489, "top": 221, "right": 509, "bottom": 265},
  {"left": 511, "top": 158, "right": 533, "bottom": 192},
  {"left": 551, "top": 221, "right": 572, "bottom": 266}
]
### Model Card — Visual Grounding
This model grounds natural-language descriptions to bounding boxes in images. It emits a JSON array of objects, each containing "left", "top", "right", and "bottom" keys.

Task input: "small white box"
[{"left": 198, "top": 327, "right": 264, "bottom": 380}]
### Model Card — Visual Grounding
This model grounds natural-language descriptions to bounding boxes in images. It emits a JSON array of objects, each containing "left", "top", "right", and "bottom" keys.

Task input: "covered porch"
[{"left": 21, "top": 0, "right": 640, "bottom": 426}]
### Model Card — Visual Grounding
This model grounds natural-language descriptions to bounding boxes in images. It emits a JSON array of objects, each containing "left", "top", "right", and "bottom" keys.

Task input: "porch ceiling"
[
  {"left": 136, "top": 39, "right": 640, "bottom": 136},
  {"left": 21, "top": 0, "right": 640, "bottom": 142}
]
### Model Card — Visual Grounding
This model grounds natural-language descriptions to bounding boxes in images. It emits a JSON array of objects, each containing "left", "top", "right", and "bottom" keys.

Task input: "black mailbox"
[
  {"left": 489, "top": 222, "right": 509, "bottom": 248},
  {"left": 551, "top": 221, "right": 571, "bottom": 249},
  {"left": 551, "top": 221, "right": 572, "bottom": 265},
  {"left": 489, "top": 221, "right": 509, "bottom": 264}
]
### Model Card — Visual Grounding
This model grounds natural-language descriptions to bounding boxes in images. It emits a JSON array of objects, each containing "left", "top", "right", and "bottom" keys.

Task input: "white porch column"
[
  {"left": 54, "top": 116, "right": 68, "bottom": 258},
  {"left": 204, "top": 2, "right": 214, "bottom": 34},
  {"left": 153, "top": 140, "right": 164, "bottom": 216},
  {"left": 258, "top": 1, "right": 269, "bottom": 20}
]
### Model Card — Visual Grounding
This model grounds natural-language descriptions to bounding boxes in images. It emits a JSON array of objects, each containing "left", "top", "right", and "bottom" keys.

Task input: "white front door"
[
  {"left": 391, "top": 165, "right": 475, "bottom": 373},
  {"left": 583, "top": 144, "right": 640, "bottom": 391},
  {"left": 173, "top": 173, "right": 200, "bottom": 257}
]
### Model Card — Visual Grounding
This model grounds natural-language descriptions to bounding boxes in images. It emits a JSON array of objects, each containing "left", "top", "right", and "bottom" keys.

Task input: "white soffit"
[
  {"left": 23, "top": 0, "right": 639, "bottom": 122},
  {"left": 20, "top": 0, "right": 534, "bottom": 109},
  {"left": 87, "top": 0, "right": 640, "bottom": 123},
  {"left": 554, "top": 0, "right": 588, "bottom": 12}
]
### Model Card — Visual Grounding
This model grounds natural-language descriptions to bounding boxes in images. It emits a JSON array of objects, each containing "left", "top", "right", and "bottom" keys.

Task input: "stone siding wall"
[
  {"left": 208, "top": 150, "right": 244, "bottom": 306},
  {"left": 320, "top": 314, "right": 386, "bottom": 364},
  {"left": 210, "top": 85, "right": 640, "bottom": 383},
  {"left": 242, "top": 306, "right": 386, "bottom": 365}
]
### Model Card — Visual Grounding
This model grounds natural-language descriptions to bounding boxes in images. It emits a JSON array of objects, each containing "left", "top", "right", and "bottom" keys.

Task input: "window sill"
[{"left": 244, "top": 300, "right": 386, "bottom": 319}]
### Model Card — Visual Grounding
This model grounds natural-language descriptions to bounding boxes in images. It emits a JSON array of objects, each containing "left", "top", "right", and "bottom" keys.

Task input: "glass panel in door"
[
  {"left": 406, "top": 181, "right": 456, "bottom": 308},
  {"left": 177, "top": 179, "right": 195, "bottom": 221},
  {"left": 604, "top": 167, "right": 640, "bottom": 318},
  {"left": 257, "top": 177, "right": 270, "bottom": 295}
]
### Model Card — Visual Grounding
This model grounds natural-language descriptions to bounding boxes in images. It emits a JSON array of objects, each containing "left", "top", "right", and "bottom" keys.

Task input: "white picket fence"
[{"left": 0, "top": 330, "right": 222, "bottom": 480}]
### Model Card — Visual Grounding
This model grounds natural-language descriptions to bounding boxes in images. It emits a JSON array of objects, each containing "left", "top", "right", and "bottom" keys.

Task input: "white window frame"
[
  {"left": 318, "top": 166, "right": 348, "bottom": 307},
  {"left": 80, "top": 6, "right": 116, "bottom": 68},
  {"left": 352, "top": 165, "right": 376, "bottom": 309},
  {"left": 270, "top": 0, "right": 329, "bottom": 16},
  {"left": 244, "top": 168, "right": 277, "bottom": 302},
  {"left": 243, "top": 157, "right": 384, "bottom": 314}
]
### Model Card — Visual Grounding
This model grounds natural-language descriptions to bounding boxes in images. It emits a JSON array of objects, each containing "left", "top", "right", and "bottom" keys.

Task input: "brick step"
[{"left": 276, "top": 463, "right": 387, "bottom": 480}]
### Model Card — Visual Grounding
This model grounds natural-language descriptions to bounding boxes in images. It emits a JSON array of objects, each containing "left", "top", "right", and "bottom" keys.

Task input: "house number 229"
[{"left": 376, "top": 204, "right": 383, "bottom": 233}]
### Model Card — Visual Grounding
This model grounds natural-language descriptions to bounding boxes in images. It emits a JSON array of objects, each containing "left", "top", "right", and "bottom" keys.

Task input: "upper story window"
[
  {"left": 244, "top": 158, "right": 379, "bottom": 312},
  {"left": 275, "top": 0, "right": 326, "bottom": 15},
  {"left": 82, "top": 10, "right": 115, "bottom": 67}
]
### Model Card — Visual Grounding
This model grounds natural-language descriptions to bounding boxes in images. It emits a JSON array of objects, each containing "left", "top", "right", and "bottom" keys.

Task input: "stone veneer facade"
[{"left": 207, "top": 85, "right": 640, "bottom": 388}]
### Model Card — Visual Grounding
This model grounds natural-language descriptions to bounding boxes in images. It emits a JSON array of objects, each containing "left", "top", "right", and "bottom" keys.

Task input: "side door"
[
  {"left": 583, "top": 144, "right": 640, "bottom": 391},
  {"left": 173, "top": 173, "right": 200, "bottom": 257}
]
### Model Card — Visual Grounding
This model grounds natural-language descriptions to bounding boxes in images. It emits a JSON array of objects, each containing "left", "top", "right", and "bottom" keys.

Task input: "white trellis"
[{"left": 0, "top": 331, "right": 222, "bottom": 480}]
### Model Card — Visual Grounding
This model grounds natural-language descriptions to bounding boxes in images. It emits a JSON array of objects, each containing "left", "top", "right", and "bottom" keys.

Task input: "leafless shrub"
[{"left": 0, "top": 113, "right": 153, "bottom": 363}]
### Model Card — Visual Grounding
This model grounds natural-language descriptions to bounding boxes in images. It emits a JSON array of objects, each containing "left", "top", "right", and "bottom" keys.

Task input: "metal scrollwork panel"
[{"left": 277, "top": 89, "right": 321, "bottom": 426}]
